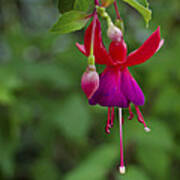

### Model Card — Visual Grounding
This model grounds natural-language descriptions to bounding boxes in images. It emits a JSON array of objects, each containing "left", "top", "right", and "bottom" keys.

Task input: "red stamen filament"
[
  {"left": 105, "top": 107, "right": 111, "bottom": 134},
  {"left": 128, "top": 105, "right": 134, "bottom": 120},
  {"left": 119, "top": 108, "right": 125, "bottom": 174},
  {"left": 135, "top": 106, "right": 151, "bottom": 132},
  {"left": 110, "top": 107, "right": 115, "bottom": 127}
]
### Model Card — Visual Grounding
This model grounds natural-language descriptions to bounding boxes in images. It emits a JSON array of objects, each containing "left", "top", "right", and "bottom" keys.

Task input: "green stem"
[
  {"left": 88, "top": 13, "right": 97, "bottom": 65},
  {"left": 96, "top": 6, "right": 113, "bottom": 27}
]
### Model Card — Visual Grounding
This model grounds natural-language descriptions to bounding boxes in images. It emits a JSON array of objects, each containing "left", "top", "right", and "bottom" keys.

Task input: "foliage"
[
  {"left": 122, "top": 0, "right": 151, "bottom": 27},
  {"left": 51, "top": 11, "right": 89, "bottom": 34},
  {"left": 0, "top": 0, "right": 179, "bottom": 180},
  {"left": 54, "top": 0, "right": 151, "bottom": 34}
]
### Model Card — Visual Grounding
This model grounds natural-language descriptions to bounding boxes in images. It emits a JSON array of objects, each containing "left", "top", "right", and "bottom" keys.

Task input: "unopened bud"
[
  {"left": 81, "top": 65, "right": 99, "bottom": 99},
  {"left": 107, "top": 23, "right": 123, "bottom": 42}
]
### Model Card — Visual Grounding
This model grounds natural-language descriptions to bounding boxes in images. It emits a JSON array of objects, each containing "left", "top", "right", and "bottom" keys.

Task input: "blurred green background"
[{"left": 0, "top": 0, "right": 180, "bottom": 179}]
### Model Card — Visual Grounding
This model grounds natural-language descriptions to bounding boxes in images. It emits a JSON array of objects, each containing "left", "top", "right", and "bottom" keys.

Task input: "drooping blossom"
[{"left": 76, "top": 17, "right": 163, "bottom": 173}]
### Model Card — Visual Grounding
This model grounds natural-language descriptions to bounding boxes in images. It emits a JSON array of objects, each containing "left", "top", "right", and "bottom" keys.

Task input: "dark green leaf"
[
  {"left": 58, "top": 0, "right": 76, "bottom": 13},
  {"left": 74, "top": 0, "right": 93, "bottom": 12},
  {"left": 51, "top": 11, "right": 88, "bottom": 34}
]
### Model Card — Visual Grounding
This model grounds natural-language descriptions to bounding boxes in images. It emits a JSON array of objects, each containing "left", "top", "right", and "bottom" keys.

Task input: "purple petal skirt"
[{"left": 89, "top": 67, "right": 145, "bottom": 108}]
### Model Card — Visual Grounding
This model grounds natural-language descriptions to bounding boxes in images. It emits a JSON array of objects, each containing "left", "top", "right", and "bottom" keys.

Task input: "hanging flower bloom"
[{"left": 76, "top": 17, "right": 163, "bottom": 174}]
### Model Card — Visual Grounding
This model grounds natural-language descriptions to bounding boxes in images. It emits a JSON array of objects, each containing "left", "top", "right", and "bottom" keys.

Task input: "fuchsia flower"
[{"left": 76, "top": 17, "right": 163, "bottom": 173}]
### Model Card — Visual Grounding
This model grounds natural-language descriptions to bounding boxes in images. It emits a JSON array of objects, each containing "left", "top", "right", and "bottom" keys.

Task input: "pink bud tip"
[
  {"left": 107, "top": 23, "right": 123, "bottom": 42},
  {"left": 81, "top": 65, "right": 99, "bottom": 99}
]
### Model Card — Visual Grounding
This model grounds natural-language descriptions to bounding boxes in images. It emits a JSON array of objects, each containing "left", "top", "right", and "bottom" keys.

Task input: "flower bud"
[
  {"left": 81, "top": 65, "right": 99, "bottom": 99},
  {"left": 107, "top": 23, "right": 123, "bottom": 42}
]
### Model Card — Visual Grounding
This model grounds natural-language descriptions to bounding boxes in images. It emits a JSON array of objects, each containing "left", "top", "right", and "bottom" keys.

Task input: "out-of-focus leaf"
[
  {"left": 116, "top": 166, "right": 150, "bottom": 180},
  {"left": 20, "top": 62, "right": 73, "bottom": 89},
  {"left": 136, "top": 146, "right": 170, "bottom": 179},
  {"left": 0, "top": 137, "right": 16, "bottom": 178},
  {"left": 154, "top": 86, "right": 180, "bottom": 117},
  {"left": 53, "top": 95, "right": 91, "bottom": 142},
  {"left": 74, "top": 0, "right": 93, "bottom": 12},
  {"left": 32, "top": 158, "right": 61, "bottom": 180},
  {"left": 51, "top": 11, "right": 88, "bottom": 34},
  {"left": 123, "top": 0, "right": 152, "bottom": 27},
  {"left": 64, "top": 143, "right": 119, "bottom": 180},
  {"left": 0, "top": 67, "right": 22, "bottom": 104},
  {"left": 124, "top": 118, "right": 174, "bottom": 151},
  {"left": 58, "top": 0, "right": 76, "bottom": 14}
]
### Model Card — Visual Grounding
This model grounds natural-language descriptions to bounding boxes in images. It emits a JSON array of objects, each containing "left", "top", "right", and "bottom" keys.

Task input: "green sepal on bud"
[
  {"left": 88, "top": 55, "right": 95, "bottom": 65},
  {"left": 101, "top": 0, "right": 115, "bottom": 7},
  {"left": 115, "top": 19, "right": 125, "bottom": 34}
]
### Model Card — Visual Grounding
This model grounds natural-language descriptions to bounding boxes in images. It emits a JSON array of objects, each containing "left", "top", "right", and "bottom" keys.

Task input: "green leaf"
[
  {"left": 123, "top": 0, "right": 152, "bottom": 27},
  {"left": 137, "top": 0, "right": 149, "bottom": 7},
  {"left": 51, "top": 11, "right": 88, "bottom": 34},
  {"left": 74, "top": 0, "right": 93, "bottom": 12},
  {"left": 58, "top": 0, "right": 76, "bottom": 13},
  {"left": 58, "top": 0, "right": 93, "bottom": 13},
  {"left": 64, "top": 144, "right": 119, "bottom": 180}
]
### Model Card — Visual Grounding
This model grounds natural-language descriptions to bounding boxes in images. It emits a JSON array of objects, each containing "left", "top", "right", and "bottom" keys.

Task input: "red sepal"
[
  {"left": 76, "top": 17, "right": 114, "bottom": 65},
  {"left": 125, "top": 27, "right": 162, "bottom": 67}
]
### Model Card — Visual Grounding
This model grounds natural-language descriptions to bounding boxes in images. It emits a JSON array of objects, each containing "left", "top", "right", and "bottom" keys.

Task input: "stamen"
[
  {"left": 128, "top": 105, "right": 134, "bottom": 120},
  {"left": 122, "top": 116, "right": 124, "bottom": 125},
  {"left": 118, "top": 108, "right": 126, "bottom": 174},
  {"left": 135, "top": 106, "right": 151, "bottom": 133},
  {"left": 105, "top": 107, "right": 111, "bottom": 134},
  {"left": 110, "top": 107, "right": 115, "bottom": 127}
]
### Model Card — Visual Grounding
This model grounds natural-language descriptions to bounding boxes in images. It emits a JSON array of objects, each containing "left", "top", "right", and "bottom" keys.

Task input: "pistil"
[
  {"left": 128, "top": 105, "right": 134, "bottom": 120},
  {"left": 118, "top": 108, "right": 125, "bottom": 174},
  {"left": 110, "top": 107, "right": 115, "bottom": 127}
]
